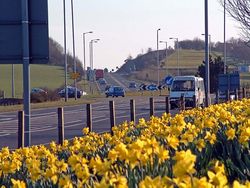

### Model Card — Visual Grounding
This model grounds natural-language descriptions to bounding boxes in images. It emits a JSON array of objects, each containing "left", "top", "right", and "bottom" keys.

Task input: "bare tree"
[{"left": 220, "top": 0, "right": 250, "bottom": 41}]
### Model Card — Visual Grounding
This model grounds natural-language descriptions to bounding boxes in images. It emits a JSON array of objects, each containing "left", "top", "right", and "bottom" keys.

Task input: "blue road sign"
[
  {"left": 146, "top": 84, "right": 158, "bottom": 91},
  {"left": 165, "top": 76, "right": 173, "bottom": 86},
  {"left": 0, "top": 0, "right": 49, "bottom": 64}
]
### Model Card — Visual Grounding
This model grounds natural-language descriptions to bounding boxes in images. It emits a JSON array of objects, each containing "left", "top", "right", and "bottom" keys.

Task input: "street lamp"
[
  {"left": 169, "top": 37, "right": 179, "bottom": 76},
  {"left": 202, "top": 33, "right": 211, "bottom": 56},
  {"left": 70, "top": 0, "right": 77, "bottom": 100},
  {"left": 83, "top": 31, "right": 93, "bottom": 90},
  {"left": 159, "top": 41, "right": 168, "bottom": 75},
  {"left": 89, "top": 39, "right": 100, "bottom": 81},
  {"left": 157, "top": 28, "right": 161, "bottom": 85},
  {"left": 224, "top": 0, "right": 226, "bottom": 74},
  {"left": 63, "top": 0, "right": 68, "bottom": 102}
]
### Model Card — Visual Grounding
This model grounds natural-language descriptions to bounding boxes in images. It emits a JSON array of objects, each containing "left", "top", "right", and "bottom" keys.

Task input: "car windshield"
[{"left": 171, "top": 80, "right": 194, "bottom": 91}]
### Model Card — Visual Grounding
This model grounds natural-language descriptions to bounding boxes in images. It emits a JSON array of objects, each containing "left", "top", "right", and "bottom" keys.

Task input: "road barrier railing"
[{"left": 16, "top": 90, "right": 250, "bottom": 148}]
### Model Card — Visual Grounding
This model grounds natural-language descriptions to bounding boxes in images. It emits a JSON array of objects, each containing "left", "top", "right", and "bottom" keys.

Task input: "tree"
[
  {"left": 197, "top": 56, "right": 225, "bottom": 93},
  {"left": 221, "top": 0, "right": 250, "bottom": 41}
]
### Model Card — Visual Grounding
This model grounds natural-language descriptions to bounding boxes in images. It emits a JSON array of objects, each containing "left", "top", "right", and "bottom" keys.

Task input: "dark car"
[
  {"left": 58, "top": 86, "right": 84, "bottom": 98},
  {"left": 128, "top": 82, "right": 136, "bottom": 88},
  {"left": 31, "top": 88, "right": 47, "bottom": 94},
  {"left": 105, "top": 86, "right": 125, "bottom": 97},
  {"left": 99, "top": 78, "right": 107, "bottom": 85}
]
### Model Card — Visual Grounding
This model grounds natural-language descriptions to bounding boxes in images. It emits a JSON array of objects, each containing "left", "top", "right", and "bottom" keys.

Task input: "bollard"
[
  {"left": 86, "top": 104, "right": 92, "bottom": 132},
  {"left": 130, "top": 99, "right": 135, "bottom": 123},
  {"left": 180, "top": 95, "right": 185, "bottom": 111},
  {"left": 226, "top": 89, "right": 230, "bottom": 101},
  {"left": 243, "top": 87, "right": 246, "bottom": 98},
  {"left": 235, "top": 88, "right": 238, "bottom": 100},
  {"left": 149, "top": 97, "right": 154, "bottom": 117},
  {"left": 165, "top": 96, "right": 170, "bottom": 114},
  {"left": 18, "top": 111, "right": 24, "bottom": 148},
  {"left": 216, "top": 90, "right": 219, "bottom": 104},
  {"left": 109, "top": 101, "right": 115, "bottom": 135},
  {"left": 193, "top": 95, "right": 196, "bottom": 108},
  {"left": 58, "top": 107, "right": 64, "bottom": 145}
]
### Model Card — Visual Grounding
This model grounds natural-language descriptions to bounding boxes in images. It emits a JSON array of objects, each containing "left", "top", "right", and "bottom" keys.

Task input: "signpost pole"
[{"left": 22, "top": 0, "right": 31, "bottom": 146}]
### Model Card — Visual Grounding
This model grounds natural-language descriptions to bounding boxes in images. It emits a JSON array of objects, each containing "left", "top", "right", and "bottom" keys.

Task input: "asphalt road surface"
[{"left": 0, "top": 95, "right": 176, "bottom": 150}]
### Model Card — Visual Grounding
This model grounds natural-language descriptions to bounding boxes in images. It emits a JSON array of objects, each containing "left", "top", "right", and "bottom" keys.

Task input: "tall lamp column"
[
  {"left": 169, "top": 37, "right": 179, "bottom": 76},
  {"left": 160, "top": 41, "right": 168, "bottom": 75},
  {"left": 89, "top": 39, "right": 100, "bottom": 81},
  {"left": 83, "top": 31, "right": 93, "bottom": 90},
  {"left": 157, "top": 28, "right": 161, "bottom": 85}
]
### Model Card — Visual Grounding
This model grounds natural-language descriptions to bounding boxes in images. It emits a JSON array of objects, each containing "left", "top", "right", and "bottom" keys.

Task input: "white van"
[{"left": 169, "top": 76, "right": 205, "bottom": 109}]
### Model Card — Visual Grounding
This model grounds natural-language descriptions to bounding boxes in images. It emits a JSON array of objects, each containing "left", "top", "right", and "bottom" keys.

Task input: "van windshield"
[{"left": 171, "top": 80, "right": 194, "bottom": 91}]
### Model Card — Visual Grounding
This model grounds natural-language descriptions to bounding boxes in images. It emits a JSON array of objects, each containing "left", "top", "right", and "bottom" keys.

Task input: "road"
[
  {"left": 0, "top": 96, "right": 176, "bottom": 150},
  {"left": 98, "top": 72, "right": 143, "bottom": 93}
]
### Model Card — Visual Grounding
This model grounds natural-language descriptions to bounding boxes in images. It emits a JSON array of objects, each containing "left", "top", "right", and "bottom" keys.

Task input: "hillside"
[
  {"left": 0, "top": 64, "right": 74, "bottom": 98},
  {"left": 118, "top": 38, "right": 250, "bottom": 83},
  {"left": 0, "top": 37, "right": 88, "bottom": 98},
  {"left": 49, "top": 38, "right": 84, "bottom": 76}
]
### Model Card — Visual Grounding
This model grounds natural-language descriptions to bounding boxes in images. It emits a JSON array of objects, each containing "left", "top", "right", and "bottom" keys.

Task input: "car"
[
  {"left": 105, "top": 86, "right": 125, "bottom": 97},
  {"left": 128, "top": 81, "right": 136, "bottom": 88},
  {"left": 31, "top": 88, "right": 47, "bottom": 94},
  {"left": 58, "top": 86, "right": 84, "bottom": 98},
  {"left": 99, "top": 78, "right": 107, "bottom": 85}
]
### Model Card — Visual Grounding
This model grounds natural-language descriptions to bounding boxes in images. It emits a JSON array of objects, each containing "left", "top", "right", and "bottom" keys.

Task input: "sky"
[{"left": 48, "top": 0, "right": 241, "bottom": 70}]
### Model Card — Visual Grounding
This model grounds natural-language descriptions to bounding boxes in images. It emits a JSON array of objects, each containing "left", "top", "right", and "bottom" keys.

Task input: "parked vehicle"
[
  {"left": 169, "top": 76, "right": 205, "bottom": 109},
  {"left": 105, "top": 86, "right": 125, "bottom": 97},
  {"left": 31, "top": 88, "right": 47, "bottom": 94},
  {"left": 58, "top": 86, "right": 85, "bottom": 98}
]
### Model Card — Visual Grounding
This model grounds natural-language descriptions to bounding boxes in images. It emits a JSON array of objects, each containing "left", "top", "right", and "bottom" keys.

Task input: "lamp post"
[
  {"left": 159, "top": 41, "right": 168, "bottom": 75},
  {"left": 157, "top": 28, "right": 161, "bottom": 85},
  {"left": 223, "top": 0, "right": 226, "bottom": 74},
  {"left": 89, "top": 39, "right": 100, "bottom": 81},
  {"left": 204, "top": 0, "right": 210, "bottom": 107},
  {"left": 202, "top": 33, "right": 211, "bottom": 56},
  {"left": 83, "top": 31, "right": 93, "bottom": 91},
  {"left": 169, "top": 37, "right": 179, "bottom": 76},
  {"left": 70, "top": 0, "right": 78, "bottom": 100},
  {"left": 63, "top": 0, "right": 68, "bottom": 102}
]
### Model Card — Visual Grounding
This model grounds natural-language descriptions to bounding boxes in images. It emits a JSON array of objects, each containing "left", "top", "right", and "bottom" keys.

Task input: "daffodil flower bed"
[{"left": 0, "top": 99, "right": 250, "bottom": 187}]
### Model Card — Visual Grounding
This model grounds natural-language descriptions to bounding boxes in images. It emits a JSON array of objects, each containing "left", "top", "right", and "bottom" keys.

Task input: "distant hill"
[
  {"left": 117, "top": 49, "right": 174, "bottom": 74},
  {"left": 117, "top": 38, "right": 250, "bottom": 81},
  {"left": 49, "top": 38, "right": 84, "bottom": 76}
]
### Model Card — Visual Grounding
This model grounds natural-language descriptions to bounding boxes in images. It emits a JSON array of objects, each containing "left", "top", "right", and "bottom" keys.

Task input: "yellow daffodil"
[
  {"left": 11, "top": 179, "right": 26, "bottom": 188},
  {"left": 226, "top": 128, "right": 236, "bottom": 140}
]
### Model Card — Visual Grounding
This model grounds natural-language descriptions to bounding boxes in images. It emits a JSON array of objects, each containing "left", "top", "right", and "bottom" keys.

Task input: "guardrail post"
[
  {"left": 109, "top": 101, "right": 115, "bottom": 135},
  {"left": 165, "top": 96, "right": 170, "bottom": 114},
  {"left": 180, "top": 95, "right": 185, "bottom": 111},
  {"left": 58, "top": 107, "right": 64, "bottom": 145},
  {"left": 130, "top": 99, "right": 135, "bottom": 123},
  {"left": 226, "top": 89, "right": 230, "bottom": 101},
  {"left": 235, "top": 88, "right": 238, "bottom": 100},
  {"left": 216, "top": 90, "right": 219, "bottom": 104},
  {"left": 86, "top": 104, "right": 92, "bottom": 132},
  {"left": 193, "top": 95, "right": 196, "bottom": 108},
  {"left": 18, "top": 111, "right": 24, "bottom": 148},
  {"left": 149, "top": 97, "right": 154, "bottom": 117},
  {"left": 243, "top": 87, "right": 246, "bottom": 98}
]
